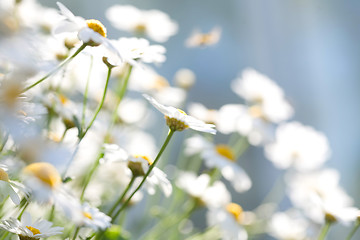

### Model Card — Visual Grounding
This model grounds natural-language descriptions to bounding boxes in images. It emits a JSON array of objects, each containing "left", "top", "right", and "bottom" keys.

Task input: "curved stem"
[
  {"left": 72, "top": 227, "right": 80, "bottom": 240},
  {"left": 81, "top": 66, "right": 113, "bottom": 139},
  {"left": 107, "top": 176, "right": 136, "bottom": 218},
  {"left": 317, "top": 221, "right": 332, "bottom": 240},
  {"left": 346, "top": 220, "right": 360, "bottom": 240},
  {"left": 22, "top": 44, "right": 87, "bottom": 93},
  {"left": 112, "top": 129, "right": 175, "bottom": 220}
]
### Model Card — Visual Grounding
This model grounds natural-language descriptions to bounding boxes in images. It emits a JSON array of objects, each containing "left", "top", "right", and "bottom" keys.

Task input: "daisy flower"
[
  {"left": 53, "top": 2, "right": 122, "bottom": 61},
  {"left": 0, "top": 211, "right": 63, "bottom": 240},
  {"left": 0, "top": 167, "right": 23, "bottom": 205},
  {"left": 143, "top": 94, "right": 216, "bottom": 134},
  {"left": 265, "top": 121, "right": 331, "bottom": 171},
  {"left": 106, "top": 5, "right": 178, "bottom": 43},
  {"left": 206, "top": 203, "right": 248, "bottom": 240},
  {"left": 76, "top": 202, "right": 112, "bottom": 231},
  {"left": 102, "top": 144, "right": 172, "bottom": 197},
  {"left": 185, "top": 26, "right": 222, "bottom": 48},
  {"left": 185, "top": 135, "right": 252, "bottom": 192},
  {"left": 173, "top": 68, "right": 196, "bottom": 90}
]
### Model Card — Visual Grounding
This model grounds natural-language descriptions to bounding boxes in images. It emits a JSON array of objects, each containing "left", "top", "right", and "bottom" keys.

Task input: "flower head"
[
  {"left": 0, "top": 212, "right": 63, "bottom": 239},
  {"left": 143, "top": 94, "right": 216, "bottom": 134}
]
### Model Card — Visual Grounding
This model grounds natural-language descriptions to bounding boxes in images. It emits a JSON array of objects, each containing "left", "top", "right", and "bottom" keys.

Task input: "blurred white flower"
[
  {"left": 173, "top": 68, "right": 196, "bottom": 90},
  {"left": 176, "top": 172, "right": 230, "bottom": 208},
  {"left": 77, "top": 202, "right": 112, "bottom": 230},
  {"left": 265, "top": 121, "right": 331, "bottom": 170},
  {"left": 185, "top": 135, "right": 252, "bottom": 193},
  {"left": 287, "top": 169, "right": 356, "bottom": 224},
  {"left": 268, "top": 210, "right": 310, "bottom": 240},
  {"left": 231, "top": 68, "right": 293, "bottom": 123},
  {"left": 102, "top": 144, "right": 172, "bottom": 197},
  {"left": 187, "top": 103, "right": 218, "bottom": 125},
  {"left": 207, "top": 203, "right": 248, "bottom": 240},
  {"left": 0, "top": 167, "right": 23, "bottom": 205},
  {"left": 185, "top": 26, "right": 221, "bottom": 48},
  {"left": 143, "top": 94, "right": 216, "bottom": 134},
  {"left": 0, "top": 211, "right": 63, "bottom": 239},
  {"left": 106, "top": 5, "right": 178, "bottom": 42}
]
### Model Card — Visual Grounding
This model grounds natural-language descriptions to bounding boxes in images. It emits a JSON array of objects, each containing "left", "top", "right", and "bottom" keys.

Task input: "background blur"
[{"left": 39, "top": 0, "right": 360, "bottom": 239}]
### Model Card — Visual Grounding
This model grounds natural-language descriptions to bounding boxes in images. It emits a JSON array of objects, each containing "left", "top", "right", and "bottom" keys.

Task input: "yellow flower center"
[
  {"left": 152, "top": 76, "right": 169, "bottom": 90},
  {"left": 0, "top": 168, "right": 9, "bottom": 182},
  {"left": 134, "top": 155, "right": 153, "bottom": 165},
  {"left": 83, "top": 211, "right": 93, "bottom": 219},
  {"left": 134, "top": 23, "right": 146, "bottom": 34},
  {"left": 26, "top": 226, "right": 41, "bottom": 235},
  {"left": 1, "top": 81, "right": 22, "bottom": 109},
  {"left": 24, "top": 162, "right": 61, "bottom": 188},
  {"left": 215, "top": 145, "right": 235, "bottom": 162},
  {"left": 226, "top": 203, "right": 243, "bottom": 223},
  {"left": 85, "top": 19, "right": 107, "bottom": 38},
  {"left": 248, "top": 105, "right": 263, "bottom": 119},
  {"left": 59, "top": 94, "right": 68, "bottom": 105}
]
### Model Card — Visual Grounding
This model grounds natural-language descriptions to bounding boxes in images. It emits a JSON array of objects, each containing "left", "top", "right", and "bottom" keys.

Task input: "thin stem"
[
  {"left": 346, "top": 220, "right": 360, "bottom": 240},
  {"left": 48, "top": 205, "right": 55, "bottom": 221},
  {"left": 0, "top": 232, "right": 9, "bottom": 240},
  {"left": 81, "top": 55, "right": 94, "bottom": 131},
  {"left": 107, "top": 176, "right": 136, "bottom": 218},
  {"left": 81, "top": 66, "right": 113, "bottom": 139},
  {"left": 317, "top": 221, "right": 332, "bottom": 240},
  {"left": 22, "top": 44, "right": 87, "bottom": 93},
  {"left": 232, "top": 136, "right": 249, "bottom": 159},
  {"left": 0, "top": 132, "right": 9, "bottom": 152},
  {"left": 72, "top": 227, "right": 80, "bottom": 240},
  {"left": 17, "top": 201, "right": 29, "bottom": 220},
  {"left": 60, "top": 128, "right": 68, "bottom": 142},
  {"left": 112, "top": 129, "right": 175, "bottom": 220},
  {"left": 80, "top": 152, "right": 104, "bottom": 201},
  {"left": 117, "top": 64, "right": 133, "bottom": 102}
]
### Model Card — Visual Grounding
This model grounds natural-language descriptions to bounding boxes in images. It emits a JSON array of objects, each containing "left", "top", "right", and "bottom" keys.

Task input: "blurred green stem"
[
  {"left": 317, "top": 221, "right": 332, "bottom": 240},
  {"left": 346, "top": 220, "right": 360, "bottom": 240},
  {"left": 81, "top": 55, "right": 94, "bottom": 130}
]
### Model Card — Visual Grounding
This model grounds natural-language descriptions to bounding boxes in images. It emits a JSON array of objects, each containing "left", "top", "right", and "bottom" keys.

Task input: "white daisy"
[
  {"left": 187, "top": 102, "right": 218, "bottom": 124},
  {"left": 176, "top": 172, "right": 230, "bottom": 208},
  {"left": 78, "top": 202, "right": 112, "bottom": 230},
  {"left": 0, "top": 167, "right": 23, "bottom": 205},
  {"left": 0, "top": 211, "right": 63, "bottom": 239},
  {"left": 231, "top": 68, "right": 293, "bottom": 123},
  {"left": 173, "top": 68, "right": 196, "bottom": 90},
  {"left": 265, "top": 121, "right": 331, "bottom": 171},
  {"left": 143, "top": 94, "right": 216, "bottom": 134},
  {"left": 102, "top": 144, "right": 172, "bottom": 197},
  {"left": 53, "top": 2, "right": 122, "bottom": 61},
  {"left": 185, "top": 135, "right": 252, "bottom": 192},
  {"left": 185, "top": 26, "right": 221, "bottom": 48},
  {"left": 106, "top": 5, "right": 178, "bottom": 43},
  {"left": 206, "top": 203, "right": 248, "bottom": 240}
]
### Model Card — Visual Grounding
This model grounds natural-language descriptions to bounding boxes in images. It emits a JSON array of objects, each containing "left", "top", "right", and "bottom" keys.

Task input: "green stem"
[
  {"left": 22, "top": 44, "right": 87, "bottom": 93},
  {"left": 107, "top": 176, "right": 136, "bottom": 218},
  {"left": 232, "top": 136, "right": 249, "bottom": 159},
  {"left": 317, "top": 221, "right": 332, "bottom": 240},
  {"left": 81, "top": 66, "right": 113, "bottom": 139},
  {"left": 80, "top": 151, "right": 104, "bottom": 201},
  {"left": 346, "top": 220, "right": 360, "bottom": 240},
  {"left": 17, "top": 201, "right": 29, "bottom": 220},
  {"left": 112, "top": 129, "right": 175, "bottom": 220},
  {"left": 117, "top": 64, "right": 133, "bottom": 102},
  {"left": 48, "top": 205, "right": 55, "bottom": 221},
  {"left": 72, "top": 227, "right": 80, "bottom": 240},
  {"left": 81, "top": 55, "right": 94, "bottom": 131},
  {"left": 0, "top": 132, "right": 9, "bottom": 152},
  {"left": 0, "top": 232, "right": 9, "bottom": 240}
]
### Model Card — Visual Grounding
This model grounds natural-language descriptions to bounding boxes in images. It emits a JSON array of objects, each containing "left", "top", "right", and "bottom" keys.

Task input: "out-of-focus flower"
[
  {"left": 0, "top": 167, "right": 24, "bottom": 205},
  {"left": 102, "top": 144, "right": 172, "bottom": 197},
  {"left": 187, "top": 103, "right": 218, "bottom": 125},
  {"left": 206, "top": 203, "right": 248, "bottom": 240},
  {"left": 185, "top": 26, "right": 221, "bottom": 48},
  {"left": 111, "top": 37, "right": 166, "bottom": 66},
  {"left": 176, "top": 172, "right": 230, "bottom": 208},
  {"left": 268, "top": 210, "right": 310, "bottom": 240},
  {"left": 287, "top": 169, "right": 356, "bottom": 224},
  {"left": 231, "top": 68, "right": 293, "bottom": 123},
  {"left": 143, "top": 94, "right": 216, "bottom": 134},
  {"left": 0, "top": 211, "right": 63, "bottom": 239},
  {"left": 173, "top": 68, "right": 196, "bottom": 90},
  {"left": 106, "top": 5, "right": 178, "bottom": 43},
  {"left": 265, "top": 121, "right": 331, "bottom": 171},
  {"left": 185, "top": 135, "right": 252, "bottom": 192},
  {"left": 77, "top": 203, "right": 111, "bottom": 230}
]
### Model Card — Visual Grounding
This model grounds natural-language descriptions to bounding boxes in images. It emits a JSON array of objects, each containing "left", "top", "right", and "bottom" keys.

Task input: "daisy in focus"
[
  {"left": 0, "top": 211, "right": 63, "bottom": 240},
  {"left": 53, "top": 2, "right": 121, "bottom": 61},
  {"left": 185, "top": 26, "right": 222, "bottom": 48},
  {"left": 184, "top": 135, "right": 252, "bottom": 193},
  {"left": 143, "top": 94, "right": 216, "bottom": 134},
  {"left": 106, "top": 5, "right": 178, "bottom": 43}
]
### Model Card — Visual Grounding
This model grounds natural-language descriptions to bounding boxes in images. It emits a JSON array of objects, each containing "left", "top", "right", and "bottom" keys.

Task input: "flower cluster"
[{"left": 0, "top": 1, "right": 357, "bottom": 240}]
